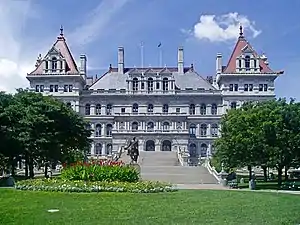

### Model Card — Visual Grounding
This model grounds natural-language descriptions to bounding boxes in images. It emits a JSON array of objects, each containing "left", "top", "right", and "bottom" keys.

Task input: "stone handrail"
[
  {"left": 205, "top": 159, "right": 221, "bottom": 183},
  {"left": 177, "top": 148, "right": 190, "bottom": 166}
]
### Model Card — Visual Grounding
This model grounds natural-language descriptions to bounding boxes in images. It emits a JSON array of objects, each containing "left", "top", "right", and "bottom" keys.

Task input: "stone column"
[
  {"left": 91, "top": 104, "right": 96, "bottom": 115},
  {"left": 90, "top": 123, "right": 95, "bottom": 137},
  {"left": 207, "top": 124, "right": 211, "bottom": 136},
  {"left": 101, "top": 124, "right": 105, "bottom": 137},
  {"left": 155, "top": 139, "right": 161, "bottom": 151},
  {"left": 101, "top": 144, "right": 106, "bottom": 156},
  {"left": 75, "top": 100, "right": 80, "bottom": 113},
  {"left": 91, "top": 142, "right": 95, "bottom": 155},
  {"left": 208, "top": 142, "right": 212, "bottom": 157}
]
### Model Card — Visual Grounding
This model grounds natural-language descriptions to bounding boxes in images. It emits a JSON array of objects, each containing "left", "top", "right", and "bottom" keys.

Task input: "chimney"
[
  {"left": 216, "top": 53, "right": 222, "bottom": 74},
  {"left": 118, "top": 46, "right": 124, "bottom": 74},
  {"left": 80, "top": 54, "right": 87, "bottom": 76},
  {"left": 177, "top": 46, "right": 184, "bottom": 74}
]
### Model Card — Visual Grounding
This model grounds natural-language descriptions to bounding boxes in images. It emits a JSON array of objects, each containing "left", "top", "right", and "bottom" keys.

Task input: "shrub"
[
  {"left": 61, "top": 160, "right": 139, "bottom": 183},
  {"left": 15, "top": 178, "right": 177, "bottom": 193}
]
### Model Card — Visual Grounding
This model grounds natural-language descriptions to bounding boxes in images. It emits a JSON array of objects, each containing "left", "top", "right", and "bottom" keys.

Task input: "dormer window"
[
  {"left": 245, "top": 55, "right": 250, "bottom": 70},
  {"left": 51, "top": 57, "right": 57, "bottom": 72},
  {"left": 147, "top": 78, "right": 153, "bottom": 92},
  {"left": 162, "top": 78, "right": 168, "bottom": 91},
  {"left": 132, "top": 78, "right": 138, "bottom": 91}
]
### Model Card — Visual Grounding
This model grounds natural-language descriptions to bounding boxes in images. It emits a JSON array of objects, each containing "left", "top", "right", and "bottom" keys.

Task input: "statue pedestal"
[{"left": 129, "top": 163, "right": 141, "bottom": 174}]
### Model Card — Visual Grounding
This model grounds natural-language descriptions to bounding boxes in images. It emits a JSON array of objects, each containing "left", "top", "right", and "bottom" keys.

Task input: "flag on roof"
[{"left": 158, "top": 42, "right": 162, "bottom": 48}]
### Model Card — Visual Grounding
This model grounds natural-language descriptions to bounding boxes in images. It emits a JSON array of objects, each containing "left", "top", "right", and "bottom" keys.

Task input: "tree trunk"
[
  {"left": 44, "top": 162, "right": 48, "bottom": 178},
  {"left": 277, "top": 167, "right": 283, "bottom": 187},
  {"left": 262, "top": 166, "right": 268, "bottom": 182},
  {"left": 9, "top": 156, "right": 15, "bottom": 177},
  {"left": 25, "top": 154, "right": 29, "bottom": 178},
  {"left": 284, "top": 166, "right": 289, "bottom": 181},
  {"left": 248, "top": 165, "right": 252, "bottom": 181},
  {"left": 29, "top": 156, "right": 34, "bottom": 178}
]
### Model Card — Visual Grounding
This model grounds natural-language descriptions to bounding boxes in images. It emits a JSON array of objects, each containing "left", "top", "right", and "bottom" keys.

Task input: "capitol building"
[{"left": 26, "top": 26, "right": 283, "bottom": 165}]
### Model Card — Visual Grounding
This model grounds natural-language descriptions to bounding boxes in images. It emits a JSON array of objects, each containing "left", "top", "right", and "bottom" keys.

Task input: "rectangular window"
[
  {"left": 121, "top": 108, "right": 125, "bottom": 113},
  {"left": 54, "top": 85, "right": 58, "bottom": 92},
  {"left": 244, "top": 84, "right": 248, "bottom": 91},
  {"left": 259, "top": 84, "right": 263, "bottom": 91},
  {"left": 64, "top": 85, "right": 68, "bottom": 92},
  {"left": 40, "top": 85, "right": 44, "bottom": 92},
  {"left": 229, "top": 84, "right": 233, "bottom": 91},
  {"left": 50, "top": 85, "right": 54, "bottom": 92},
  {"left": 176, "top": 108, "right": 180, "bottom": 113},
  {"left": 35, "top": 85, "right": 39, "bottom": 92},
  {"left": 249, "top": 84, "right": 253, "bottom": 91},
  {"left": 156, "top": 82, "right": 160, "bottom": 89},
  {"left": 263, "top": 84, "right": 268, "bottom": 91},
  {"left": 141, "top": 82, "right": 144, "bottom": 89},
  {"left": 234, "top": 84, "right": 238, "bottom": 91},
  {"left": 238, "top": 60, "right": 242, "bottom": 68},
  {"left": 69, "top": 85, "right": 73, "bottom": 92}
]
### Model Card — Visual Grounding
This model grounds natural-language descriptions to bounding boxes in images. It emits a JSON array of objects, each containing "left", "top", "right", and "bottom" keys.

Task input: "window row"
[
  {"left": 45, "top": 57, "right": 64, "bottom": 73},
  {"left": 92, "top": 143, "right": 112, "bottom": 156},
  {"left": 92, "top": 122, "right": 218, "bottom": 136},
  {"left": 229, "top": 83, "right": 268, "bottom": 92},
  {"left": 189, "top": 124, "right": 219, "bottom": 137},
  {"left": 237, "top": 55, "right": 259, "bottom": 71},
  {"left": 189, "top": 143, "right": 212, "bottom": 158},
  {"left": 84, "top": 103, "right": 218, "bottom": 116},
  {"left": 35, "top": 84, "right": 73, "bottom": 93},
  {"left": 132, "top": 77, "right": 173, "bottom": 92}
]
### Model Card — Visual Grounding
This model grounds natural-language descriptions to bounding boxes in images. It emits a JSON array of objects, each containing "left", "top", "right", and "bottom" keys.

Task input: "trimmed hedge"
[
  {"left": 61, "top": 160, "right": 139, "bottom": 183},
  {"left": 15, "top": 178, "right": 177, "bottom": 193}
]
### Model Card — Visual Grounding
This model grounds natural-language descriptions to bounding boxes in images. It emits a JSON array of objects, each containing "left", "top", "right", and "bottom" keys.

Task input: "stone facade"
[{"left": 26, "top": 27, "right": 283, "bottom": 164}]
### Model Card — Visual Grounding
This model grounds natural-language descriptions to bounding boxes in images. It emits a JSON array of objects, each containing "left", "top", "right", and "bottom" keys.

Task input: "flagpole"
[
  {"left": 140, "top": 41, "right": 144, "bottom": 69},
  {"left": 159, "top": 48, "right": 163, "bottom": 67}
]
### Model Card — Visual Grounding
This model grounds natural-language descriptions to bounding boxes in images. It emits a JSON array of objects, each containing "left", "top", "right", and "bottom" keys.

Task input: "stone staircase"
[{"left": 139, "top": 151, "right": 218, "bottom": 184}]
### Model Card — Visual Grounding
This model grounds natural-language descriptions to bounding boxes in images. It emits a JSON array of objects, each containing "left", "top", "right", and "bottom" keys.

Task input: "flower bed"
[
  {"left": 15, "top": 178, "right": 177, "bottom": 193},
  {"left": 61, "top": 160, "right": 139, "bottom": 183}
]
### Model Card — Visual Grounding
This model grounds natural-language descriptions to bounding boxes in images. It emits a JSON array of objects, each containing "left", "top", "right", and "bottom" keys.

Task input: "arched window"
[
  {"left": 189, "top": 104, "right": 195, "bottom": 115},
  {"left": 66, "top": 102, "right": 71, "bottom": 108},
  {"left": 95, "top": 124, "right": 102, "bottom": 137},
  {"left": 133, "top": 78, "right": 138, "bottom": 91},
  {"left": 147, "top": 104, "right": 153, "bottom": 114},
  {"left": 96, "top": 104, "right": 101, "bottom": 115},
  {"left": 162, "top": 78, "right": 168, "bottom": 91},
  {"left": 211, "top": 124, "right": 218, "bottom": 137},
  {"left": 106, "top": 144, "right": 112, "bottom": 155},
  {"left": 106, "top": 124, "right": 112, "bottom": 136},
  {"left": 132, "top": 122, "right": 138, "bottom": 131},
  {"left": 200, "top": 143, "right": 208, "bottom": 157},
  {"left": 132, "top": 103, "right": 139, "bottom": 114},
  {"left": 51, "top": 57, "right": 57, "bottom": 71},
  {"left": 147, "top": 78, "right": 153, "bottom": 92},
  {"left": 200, "top": 104, "right": 206, "bottom": 115},
  {"left": 189, "top": 143, "right": 197, "bottom": 157},
  {"left": 231, "top": 102, "right": 237, "bottom": 109},
  {"left": 106, "top": 104, "right": 112, "bottom": 115},
  {"left": 211, "top": 104, "right": 217, "bottom": 115},
  {"left": 200, "top": 124, "right": 207, "bottom": 137},
  {"left": 85, "top": 104, "right": 90, "bottom": 115},
  {"left": 189, "top": 124, "right": 197, "bottom": 137},
  {"left": 147, "top": 121, "right": 154, "bottom": 131},
  {"left": 162, "top": 121, "right": 170, "bottom": 131},
  {"left": 245, "top": 55, "right": 250, "bottom": 70},
  {"left": 95, "top": 143, "right": 102, "bottom": 155},
  {"left": 162, "top": 104, "right": 168, "bottom": 114}
]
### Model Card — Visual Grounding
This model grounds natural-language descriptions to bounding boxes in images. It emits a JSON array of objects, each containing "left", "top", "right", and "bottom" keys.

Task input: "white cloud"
[
  {"left": 0, "top": 0, "right": 132, "bottom": 93},
  {"left": 69, "top": 0, "right": 132, "bottom": 47},
  {"left": 190, "top": 12, "right": 261, "bottom": 42}
]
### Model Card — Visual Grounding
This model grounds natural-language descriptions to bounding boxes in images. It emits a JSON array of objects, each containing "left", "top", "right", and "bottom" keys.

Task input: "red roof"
[
  {"left": 223, "top": 28, "right": 274, "bottom": 74},
  {"left": 29, "top": 28, "right": 79, "bottom": 75}
]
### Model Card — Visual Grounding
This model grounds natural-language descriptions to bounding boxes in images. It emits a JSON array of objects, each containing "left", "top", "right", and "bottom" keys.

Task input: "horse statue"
[{"left": 112, "top": 137, "right": 139, "bottom": 165}]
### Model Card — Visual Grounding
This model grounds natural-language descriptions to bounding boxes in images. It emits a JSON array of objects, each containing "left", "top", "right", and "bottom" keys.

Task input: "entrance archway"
[
  {"left": 162, "top": 140, "right": 171, "bottom": 151},
  {"left": 189, "top": 143, "right": 197, "bottom": 157},
  {"left": 145, "top": 140, "right": 155, "bottom": 151}
]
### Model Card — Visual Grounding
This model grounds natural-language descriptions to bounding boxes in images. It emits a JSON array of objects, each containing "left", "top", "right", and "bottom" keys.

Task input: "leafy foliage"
[
  {"left": 214, "top": 99, "right": 300, "bottom": 186},
  {"left": 15, "top": 178, "right": 176, "bottom": 193},
  {"left": 0, "top": 90, "right": 91, "bottom": 177},
  {"left": 61, "top": 160, "right": 139, "bottom": 183}
]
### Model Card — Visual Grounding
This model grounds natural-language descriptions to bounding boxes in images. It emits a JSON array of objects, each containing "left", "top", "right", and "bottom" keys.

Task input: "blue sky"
[{"left": 0, "top": 0, "right": 300, "bottom": 99}]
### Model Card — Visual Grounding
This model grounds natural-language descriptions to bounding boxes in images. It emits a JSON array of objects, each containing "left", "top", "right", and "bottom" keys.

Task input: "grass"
[{"left": 1, "top": 189, "right": 300, "bottom": 225}]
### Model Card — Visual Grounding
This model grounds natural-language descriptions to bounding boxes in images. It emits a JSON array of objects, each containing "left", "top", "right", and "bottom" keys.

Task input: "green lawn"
[{"left": 0, "top": 189, "right": 300, "bottom": 225}]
